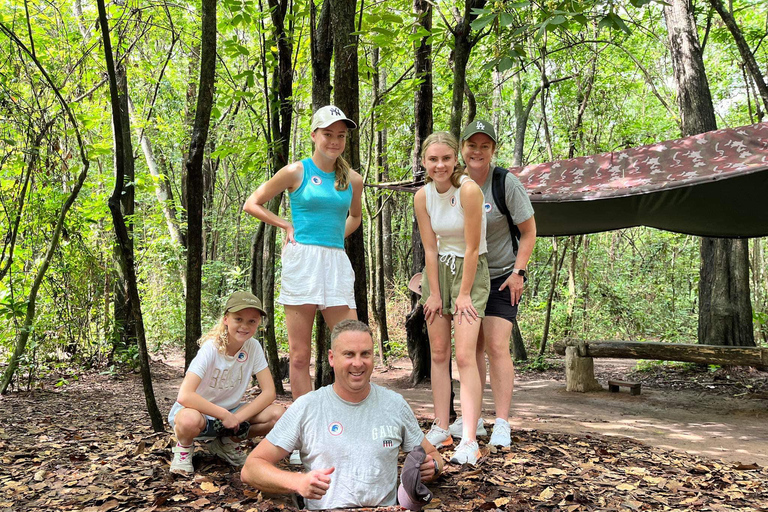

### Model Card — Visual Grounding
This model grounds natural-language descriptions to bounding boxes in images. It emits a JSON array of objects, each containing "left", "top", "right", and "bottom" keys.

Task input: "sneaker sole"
[
  {"left": 428, "top": 435, "right": 454, "bottom": 448},
  {"left": 450, "top": 450, "right": 481, "bottom": 465},
  {"left": 169, "top": 467, "right": 194, "bottom": 476}
]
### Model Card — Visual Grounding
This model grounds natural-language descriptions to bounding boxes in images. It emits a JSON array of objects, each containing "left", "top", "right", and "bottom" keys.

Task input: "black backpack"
[{"left": 491, "top": 166, "right": 521, "bottom": 254}]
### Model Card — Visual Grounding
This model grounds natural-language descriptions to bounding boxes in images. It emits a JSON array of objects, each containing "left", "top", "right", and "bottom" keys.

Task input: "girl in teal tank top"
[{"left": 243, "top": 106, "right": 363, "bottom": 410}]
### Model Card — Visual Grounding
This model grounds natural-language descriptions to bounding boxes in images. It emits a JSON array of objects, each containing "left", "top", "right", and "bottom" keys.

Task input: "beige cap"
[
  {"left": 311, "top": 105, "right": 357, "bottom": 131},
  {"left": 224, "top": 291, "right": 266, "bottom": 317}
]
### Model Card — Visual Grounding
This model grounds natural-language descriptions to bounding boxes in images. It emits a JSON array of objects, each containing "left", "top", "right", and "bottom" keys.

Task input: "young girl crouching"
[{"left": 168, "top": 291, "right": 284, "bottom": 476}]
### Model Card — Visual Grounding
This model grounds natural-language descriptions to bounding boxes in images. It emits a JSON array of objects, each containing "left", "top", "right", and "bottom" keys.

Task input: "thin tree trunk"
[
  {"left": 510, "top": 319, "right": 527, "bottom": 361},
  {"left": 309, "top": 0, "right": 334, "bottom": 387},
  {"left": 183, "top": 0, "right": 217, "bottom": 368},
  {"left": 448, "top": 0, "right": 487, "bottom": 138},
  {"left": 664, "top": 0, "right": 754, "bottom": 347},
  {"left": 310, "top": 0, "right": 333, "bottom": 111},
  {"left": 96, "top": 0, "right": 163, "bottom": 430},
  {"left": 332, "top": 0, "right": 367, "bottom": 326},
  {"left": 112, "top": 64, "right": 136, "bottom": 354},
  {"left": 540, "top": 237, "right": 568, "bottom": 356},
  {"left": 373, "top": 47, "right": 389, "bottom": 364},
  {"left": 406, "top": 0, "right": 432, "bottom": 385},
  {"left": 708, "top": 0, "right": 768, "bottom": 112}
]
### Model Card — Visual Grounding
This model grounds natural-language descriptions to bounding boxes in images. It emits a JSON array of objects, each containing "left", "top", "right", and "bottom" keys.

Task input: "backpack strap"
[{"left": 491, "top": 166, "right": 521, "bottom": 254}]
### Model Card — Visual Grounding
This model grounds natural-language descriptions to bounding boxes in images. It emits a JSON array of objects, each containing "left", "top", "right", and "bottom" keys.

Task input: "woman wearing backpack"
[{"left": 449, "top": 119, "right": 537, "bottom": 447}]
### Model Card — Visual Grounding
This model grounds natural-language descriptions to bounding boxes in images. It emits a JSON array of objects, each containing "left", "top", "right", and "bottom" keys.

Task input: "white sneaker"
[
  {"left": 425, "top": 422, "right": 453, "bottom": 448},
  {"left": 170, "top": 444, "right": 194, "bottom": 475},
  {"left": 289, "top": 449, "right": 302, "bottom": 465},
  {"left": 208, "top": 438, "right": 247, "bottom": 467},
  {"left": 448, "top": 417, "right": 487, "bottom": 439},
  {"left": 450, "top": 440, "right": 481, "bottom": 465},
  {"left": 489, "top": 418, "right": 511, "bottom": 447}
]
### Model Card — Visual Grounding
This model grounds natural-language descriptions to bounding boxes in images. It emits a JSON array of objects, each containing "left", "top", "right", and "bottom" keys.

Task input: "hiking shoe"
[
  {"left": 425, "top": 423, "right": 453, "bottom": 448},
  {"left": 450, "top": 440, "right": 480, "bottom": 465},
  {"left": 208, "top": 437, "right": 247, "bottom": 467},
  {"left": 489, "top": 418, "right": 511, "bottom": 447},
  {"left": 289, "top": 449, "right": 302, "bottom": 465},
  {"left": 448, "top": 417, "right": 487, "bottom": 439},
  {"left": 170, "top": 444, "right": 194, "bottom": 475}
]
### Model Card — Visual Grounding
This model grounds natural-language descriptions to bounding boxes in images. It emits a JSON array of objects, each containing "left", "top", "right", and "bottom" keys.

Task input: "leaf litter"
[{"left": 0, "top": 365, "right": 766, "bottom": 511}]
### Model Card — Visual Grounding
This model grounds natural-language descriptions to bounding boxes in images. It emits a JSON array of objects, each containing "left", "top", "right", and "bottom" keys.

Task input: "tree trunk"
[
  {"left": 314, "top": 312, "right": 334, "bottom": 389},
  {"left": 510, "top": 319, "right": 527, "bottom": 361},
  {"left": 708, "top": 0, "right": 768, "bottom": 113},
  {"left": 540, "top": 237, "right": 568, "bottom": 356},
  {"left": 664, "top": 0, "right": 754, "bottom": 347},
  {"left": 309, "top": 0, "right": 334, "bottom": 387},
  {"left": 258, "top": 0, "right": 295, "bottom": 395},
  {"left": 97, "top": 0, "right": 163, "bottom": 430},
  {"left": 332, "top": 0, "right": 368, "bottom": 326},
  {"left": 448, "top": 0, "right": 487, "bottom": 139},
  {"left": 310, "top": 0, "right": 333, "bottom": 111},
  {"left": 406, "top": 0, "right": 433, "bottom": 385},
  {"left": 128, "top": 97, "right": 186, "bottom": 251},
  {"left": 111, "top": 64, "right": 136, "bottom": 355},
  {"left": 512, "top": 74, "right": 541, "bottom": 167},
  {"left": 183, "top": 0, "right": 217, "bottom": 368},
  {"left": 373, "top": 47, "right": 389, "bottom": 364}
]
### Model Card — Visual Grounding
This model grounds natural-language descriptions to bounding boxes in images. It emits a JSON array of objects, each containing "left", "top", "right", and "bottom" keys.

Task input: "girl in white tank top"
[{"left": 413, "top": 132, "right": 490, "bottom": 467}]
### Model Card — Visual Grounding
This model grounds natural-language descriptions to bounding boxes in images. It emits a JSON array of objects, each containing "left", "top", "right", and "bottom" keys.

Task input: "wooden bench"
[
  {"left": 608, "top": 379, "right": 641, "bottom": 395},
  {"left": 553, "top": 339, "right": 768, "bottom": 393}
]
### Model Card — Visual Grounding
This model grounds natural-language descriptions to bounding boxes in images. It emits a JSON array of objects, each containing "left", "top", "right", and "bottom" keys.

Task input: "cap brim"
[
  {"left": 407, "top": 273, "right": 423, "bottom": 295},
  {"left": 462, "top": 128, "right": 497, "bottom": 143},
  {"left": 227, "top": 304, "right": 267, "bottom": 317},
  {"left": 314, "top": 119, "right": 357, "bottom": 130}
]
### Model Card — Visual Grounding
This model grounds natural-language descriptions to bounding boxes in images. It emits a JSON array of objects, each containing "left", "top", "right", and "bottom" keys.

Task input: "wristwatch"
[{"left": 511, "top": 268, "right": 526, "bottom": 278}]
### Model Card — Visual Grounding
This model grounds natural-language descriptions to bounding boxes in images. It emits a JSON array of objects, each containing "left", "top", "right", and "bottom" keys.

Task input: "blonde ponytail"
[{"left": 334, "top": 155, "right": 352, "bottom": 191}]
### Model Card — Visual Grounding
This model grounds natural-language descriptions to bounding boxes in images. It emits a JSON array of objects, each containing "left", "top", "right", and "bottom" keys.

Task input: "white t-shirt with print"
[
  {"left": 266, "top": 383, "right": 425, "bottom": 510},
  {"left": 168, "top": 337, "right": 269, "bottom": 422}
]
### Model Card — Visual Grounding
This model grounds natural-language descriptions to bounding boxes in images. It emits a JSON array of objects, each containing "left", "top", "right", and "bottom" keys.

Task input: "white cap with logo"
[{"left": 311, "top": 105, "right": 357, "bottom": 131}]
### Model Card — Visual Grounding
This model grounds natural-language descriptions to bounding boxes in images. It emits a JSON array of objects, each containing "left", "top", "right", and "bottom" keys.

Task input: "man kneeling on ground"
[{"left": 241, "top": 319, "right": 443, "bottom": 510}]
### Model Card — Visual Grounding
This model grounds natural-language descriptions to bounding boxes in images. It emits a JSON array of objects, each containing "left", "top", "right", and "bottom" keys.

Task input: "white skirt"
[{"left": 278, "top": 242, "right": 357, "bottom": 309}]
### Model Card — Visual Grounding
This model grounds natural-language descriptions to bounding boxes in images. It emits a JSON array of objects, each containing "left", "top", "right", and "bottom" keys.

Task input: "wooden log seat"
[{"left": 553, "top": 339, "right": 768, "bottom": 393}]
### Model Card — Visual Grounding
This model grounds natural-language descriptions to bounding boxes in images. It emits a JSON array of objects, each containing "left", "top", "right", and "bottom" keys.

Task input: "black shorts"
[{"left": 484, "top": 272, "right": 519, "bottom": 322}]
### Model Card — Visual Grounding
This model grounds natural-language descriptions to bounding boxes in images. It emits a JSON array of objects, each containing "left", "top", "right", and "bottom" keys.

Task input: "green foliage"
[{"left": 1, "top": 0, "right": 766, "bottom": 390}]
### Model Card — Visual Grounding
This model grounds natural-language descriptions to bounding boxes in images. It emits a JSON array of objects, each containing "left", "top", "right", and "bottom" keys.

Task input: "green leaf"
[
  {"left": 549, "top": 15, "right": 566, "bottom": 25},
  {"left": 499, "top": 12, "right": 515, "bottom": 27},
  {"left": 609, "top": 13, "right": 632, "bottom": 35},
  {"left": 380, "top": 13, "right": 404, "bottom": 24},
  {"left": 470, "top": 14, "right": 497, "bottom": 31},
  {"left": 498, "top": 56, "right": 514, "bottom": 72}
]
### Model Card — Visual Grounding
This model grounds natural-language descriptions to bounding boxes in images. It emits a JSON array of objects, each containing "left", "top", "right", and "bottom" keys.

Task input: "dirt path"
[{"left": 371, "top": 358, "right": 768, "bottom": 467}]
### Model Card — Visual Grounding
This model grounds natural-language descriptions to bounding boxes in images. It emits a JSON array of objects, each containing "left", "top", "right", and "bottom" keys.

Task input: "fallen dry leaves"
[{"left": 0, "top": 366, "right": 766, "bottom": 511}]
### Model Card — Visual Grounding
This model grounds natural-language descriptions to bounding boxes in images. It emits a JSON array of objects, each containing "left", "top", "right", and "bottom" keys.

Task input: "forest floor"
[{"left": 1, "top": 354, "right": 768, "bottom": 511}]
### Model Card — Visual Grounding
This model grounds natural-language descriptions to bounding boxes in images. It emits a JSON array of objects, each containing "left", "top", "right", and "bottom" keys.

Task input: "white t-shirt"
[
  {"left": 266, "top": 384, "right": 425, "bottom": 510},
  {"left": 168, "top": 337, "right": 269, "bottom": 421}
]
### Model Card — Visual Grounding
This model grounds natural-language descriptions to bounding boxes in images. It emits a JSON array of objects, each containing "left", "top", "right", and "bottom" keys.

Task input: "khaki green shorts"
[{"left": 419, "top": 254, "right": 490, "bottom": 317}]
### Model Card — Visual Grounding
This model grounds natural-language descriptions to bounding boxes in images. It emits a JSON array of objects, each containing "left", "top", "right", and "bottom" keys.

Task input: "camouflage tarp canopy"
[{"left": 517, "top": 122, "right": 768, "bottom": 238}]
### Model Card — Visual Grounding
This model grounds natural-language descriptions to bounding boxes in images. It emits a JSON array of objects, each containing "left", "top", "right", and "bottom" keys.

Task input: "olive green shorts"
[{"left": 419, "top": 254, "right": 490, "bottom": 317}]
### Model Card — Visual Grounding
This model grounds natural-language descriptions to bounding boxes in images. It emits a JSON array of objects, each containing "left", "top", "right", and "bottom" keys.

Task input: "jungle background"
[
  {"left": 1, "top": 0, "right": 767, "bottom": 393},
  {"left": 2, "top": 0, "right": 768, "bottom": 510}
]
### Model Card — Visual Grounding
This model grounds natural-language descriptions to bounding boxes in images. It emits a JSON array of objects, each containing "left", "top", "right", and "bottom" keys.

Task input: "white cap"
[{"left": 311, "top": 105, "right": 357, "bottom": 131}]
